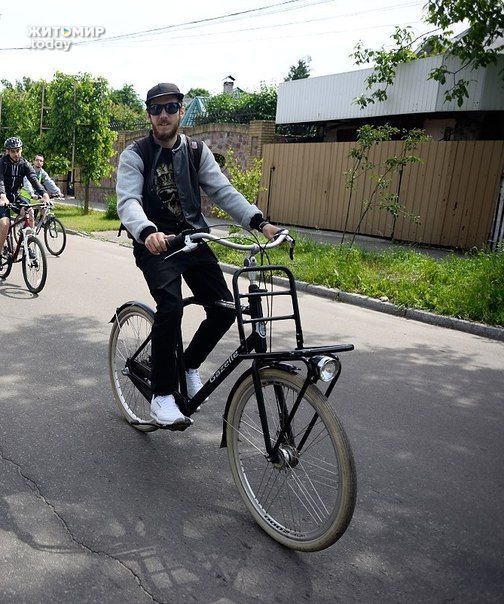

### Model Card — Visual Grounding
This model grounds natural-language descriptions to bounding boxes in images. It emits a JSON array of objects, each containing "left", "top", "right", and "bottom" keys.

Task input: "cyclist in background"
[
  {"left": 0, "top": 137, "right": 50, "bottom": 261},
  {"left": 23, "top": 154, "right": 62, "bottom": 198}
]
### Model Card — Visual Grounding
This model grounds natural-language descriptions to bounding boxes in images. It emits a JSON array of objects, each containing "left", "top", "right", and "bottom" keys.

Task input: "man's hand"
[
  {"left": 262, "top": 223, "right": 283, "bottom": 240},
  {"left": 42, "top": 192, "right": 50, "bottom": 203},
  {"left": 145, "top": 232, "right": 174, "bottom": 255},
  {"left": 0, "top": 194, "right": 9, "bottom": 207}
]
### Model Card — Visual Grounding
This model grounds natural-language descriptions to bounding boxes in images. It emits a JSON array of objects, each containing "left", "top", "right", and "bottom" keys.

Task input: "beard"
[{"left": 151, "top": 117, "right": 180, "bottom": 143}]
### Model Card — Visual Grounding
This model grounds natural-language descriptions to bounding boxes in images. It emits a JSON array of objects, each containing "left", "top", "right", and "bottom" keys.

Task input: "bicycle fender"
[
  {"left": 219, "top": 362, "right": 298, "bottom": 449},
  {"left": 109, "top": 300, "right": 155, "bottom": 323}
]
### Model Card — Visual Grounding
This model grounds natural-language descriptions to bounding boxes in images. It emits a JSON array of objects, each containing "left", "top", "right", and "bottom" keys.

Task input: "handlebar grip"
[{"left": 165, "top": 233, "right": 187, "bottom": 251}]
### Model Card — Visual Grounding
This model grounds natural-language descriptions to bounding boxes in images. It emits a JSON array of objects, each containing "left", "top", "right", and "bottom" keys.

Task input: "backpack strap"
[{"left": 186, "top": 135, "right": 203, "bottom": 172}]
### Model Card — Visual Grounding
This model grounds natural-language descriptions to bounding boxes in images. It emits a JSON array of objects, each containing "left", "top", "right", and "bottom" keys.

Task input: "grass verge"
[
  {"left": 214, "top": 236, "right": 504, "bottom": 327},
  {"left": 54, "top": 204, "right": 120, "bottom": 232}
]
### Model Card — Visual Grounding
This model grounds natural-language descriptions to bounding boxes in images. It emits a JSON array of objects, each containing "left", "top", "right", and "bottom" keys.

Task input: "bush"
[
  {"left": 105, "top": 193, "right": 119, "bottom": 220},
  {"left": 212, "top": 149, "right": 265, "bottom": 221}
]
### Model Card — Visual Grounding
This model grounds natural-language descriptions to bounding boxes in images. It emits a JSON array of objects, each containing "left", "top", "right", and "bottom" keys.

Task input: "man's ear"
[{"left": 179, "top": 105, "right": 185, "bottom": 117}]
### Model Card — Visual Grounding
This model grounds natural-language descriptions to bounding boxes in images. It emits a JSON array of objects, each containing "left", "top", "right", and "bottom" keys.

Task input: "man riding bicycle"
[
  {"left": 23, "top": 153, "right": 63, "bottom": 199},
  {"left": 116, "top": 82, "right": 281, "bottom": 427},
  {"left": 0, "top": 137, "right": 50, "bottom": 262}
]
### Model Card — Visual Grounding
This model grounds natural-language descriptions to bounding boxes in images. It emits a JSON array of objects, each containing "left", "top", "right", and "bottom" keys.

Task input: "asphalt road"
[{"left": 0, "top": 234, "right": 502, "bottom": 603}]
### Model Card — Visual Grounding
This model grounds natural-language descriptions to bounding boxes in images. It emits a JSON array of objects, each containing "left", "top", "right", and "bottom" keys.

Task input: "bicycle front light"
[{"left": 311, "top": 355, "right": 338, "bottom": 382}]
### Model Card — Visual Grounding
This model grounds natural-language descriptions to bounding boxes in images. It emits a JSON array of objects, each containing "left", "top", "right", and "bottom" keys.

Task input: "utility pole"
[
  {"left": 39, "top": 83, "right": 50, "bottom": 136},
  {"left": 68, "top": 81, "right": 77, "bottom": 197}
]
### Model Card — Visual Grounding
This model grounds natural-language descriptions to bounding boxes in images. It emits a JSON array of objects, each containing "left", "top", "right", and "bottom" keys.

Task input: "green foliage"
[
  {"left": 109, "top": 84, "right": 147, "bottom": 129},
  {"left": 343, "top": 125, "right": 430, "bottom": 245},
  {"left": 110, "top": 84, "right": 144, "bottom": 112},
  {"left": 195, "top": 84, "right": 277, "bottom": 124},
  {"left": 212, "top": 149, "right": 265, "bottom": 220},
  {"left": 0, "top": 79, "right": 47, "bottom": 159},
  {"left": 186, "top": 87, "right": 210, "bottom": 98},
  {"left": 109, "top": 102, "right": 148, "bottom": 131},
  {"left": 284, "top": 56, "right": 312, "bottom": 81},
  {"left": 352, "top": 1, "right": 504, "bottom": 107},
  {"left": 105, "top": 193, "right": 119, "bottom": 220}
]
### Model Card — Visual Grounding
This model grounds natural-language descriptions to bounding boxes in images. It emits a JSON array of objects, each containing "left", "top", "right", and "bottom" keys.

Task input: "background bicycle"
[
  {"left": 108, "top": 229, "right": 357, "bottom": 552},
  {"left": 17, "top": 191, "right": 67, "bottom": 256},
  {"left": 0, "top": 199, "right": 47, "bottom": 293}
]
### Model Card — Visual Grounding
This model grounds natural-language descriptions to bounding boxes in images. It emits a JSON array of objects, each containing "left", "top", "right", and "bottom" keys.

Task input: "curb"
[{"left": 71, "top": 230, "right": 504, "bottom": 343}]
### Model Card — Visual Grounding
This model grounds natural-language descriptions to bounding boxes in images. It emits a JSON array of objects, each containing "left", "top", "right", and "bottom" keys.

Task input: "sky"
[{"left": 0, "top": 0, "right": 440, "bottom": 98}]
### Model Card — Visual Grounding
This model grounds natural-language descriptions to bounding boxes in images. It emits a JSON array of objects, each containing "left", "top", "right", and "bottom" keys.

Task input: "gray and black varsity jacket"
[{"left": 116, "top": 132, "right": 263, "bottom": 243}]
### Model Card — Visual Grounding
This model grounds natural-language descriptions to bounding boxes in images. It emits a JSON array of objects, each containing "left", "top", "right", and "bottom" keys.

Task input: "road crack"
[{"left": 0, "top": 445, "right": 164, "bottom": 603}]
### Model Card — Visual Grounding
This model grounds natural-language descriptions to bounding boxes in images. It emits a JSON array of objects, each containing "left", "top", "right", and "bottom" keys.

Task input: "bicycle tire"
[
  {"left": 108, "top": 304, "right": 157, "bottom": 432},
  {"left": 44, "top": 217, "right": 67, "bottom": 256},
  {"left": 0, "top": 246, "right": 13, "bottom": 279},
  {"left": 226, "top": 367, "right": 356, "bottom": 552},
  {"left": 22, "top": 236, "right": 47, "bottom": 293}
]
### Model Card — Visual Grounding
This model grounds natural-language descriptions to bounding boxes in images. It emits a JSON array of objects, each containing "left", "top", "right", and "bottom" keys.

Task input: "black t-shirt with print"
[{"left": 149, "top": 137, "right": 191, "bottom": 234}]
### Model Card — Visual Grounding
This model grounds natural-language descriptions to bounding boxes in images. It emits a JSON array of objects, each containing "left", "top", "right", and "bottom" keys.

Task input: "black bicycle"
[{"left": 108, "top": 229, "right": 357, "bottom": 552}]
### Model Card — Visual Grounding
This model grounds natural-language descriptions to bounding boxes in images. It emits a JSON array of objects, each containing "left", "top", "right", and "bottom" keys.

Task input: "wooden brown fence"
[{"left": 257, "top": 140, "right": 504, "bottom": 249}]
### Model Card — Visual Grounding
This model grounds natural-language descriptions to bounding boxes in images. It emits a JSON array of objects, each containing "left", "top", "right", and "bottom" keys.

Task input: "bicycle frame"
[
  {"left": 4, "top": 211, "right": 34, "bottom": 263},
  {"left": 120, "top": 263, "right": 353, "bottom": 460}
]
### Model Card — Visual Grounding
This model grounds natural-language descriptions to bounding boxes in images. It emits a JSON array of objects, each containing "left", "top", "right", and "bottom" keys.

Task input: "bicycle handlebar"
[{"left": 164, "top": 228, "right": 294, "bottom": 259}]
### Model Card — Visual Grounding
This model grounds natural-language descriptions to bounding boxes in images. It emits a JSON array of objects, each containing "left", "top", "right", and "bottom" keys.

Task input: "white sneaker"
[
  {"left": 185, "top": 368, "right": 209, "bottom": 402},
  {"left": 150, "top": 394, "right": 187, "bottom": 425}
]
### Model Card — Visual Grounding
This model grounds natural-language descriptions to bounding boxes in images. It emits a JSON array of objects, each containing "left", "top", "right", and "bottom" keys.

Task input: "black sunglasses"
[{"left": 147, "top": 102, "right": 181, "bottom": 116}]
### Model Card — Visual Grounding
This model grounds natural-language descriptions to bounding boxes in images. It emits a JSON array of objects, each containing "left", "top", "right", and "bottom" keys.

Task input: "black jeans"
[{"left": 134, "top": 243, "right": 235, "bottom": 396}]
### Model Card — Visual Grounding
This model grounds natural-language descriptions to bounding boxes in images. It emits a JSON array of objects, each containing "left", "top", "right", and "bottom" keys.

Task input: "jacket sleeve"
[
  {"left": 0, "top": 160, "right": 6, "bottom": 195},
  {"left": 23, "top": 177, "right": 35, "bottom": 196},
  {"left": 197, "top": 143, "right": 263, "bottom": 229},
  {"left": 40, "top": 169, "right": 62, "bottom": 196},
  {"left": 25, "top": 164, "right": 46, "bottom": 196},
  {"left": 116, "top": 148, "right": 157, "bottom": 243}
]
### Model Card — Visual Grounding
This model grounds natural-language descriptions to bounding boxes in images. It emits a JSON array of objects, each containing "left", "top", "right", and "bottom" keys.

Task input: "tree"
[
  {"left": 284, "top": 56, "right": 312, "bottom": 81},
  {"left": 342, "top": 125, "right": 429, "bottom": 246},
  {"left": 352, "top": 0, "right": 504, "bottom": 108},
  {"left": 186, "top": 87, "right": 210, "bottom": 98},
  {"left": 44, "top": 72, "right": 116, "bottom": 213},
  {"left": 110, "top": 84, "right": 144, "bottom": 112},
  {"left": 0, "top": 80, "right": 46, "bottom": 159}
]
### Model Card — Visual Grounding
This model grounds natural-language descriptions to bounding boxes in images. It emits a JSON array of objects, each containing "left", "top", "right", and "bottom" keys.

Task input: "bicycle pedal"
[{"left": 161, "top": 417, "right": 193, "bottom": 432}]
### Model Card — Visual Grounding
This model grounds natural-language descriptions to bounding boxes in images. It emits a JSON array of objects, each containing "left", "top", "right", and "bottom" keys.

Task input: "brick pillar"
[{"left": 247, "top": 120, "right": 275, "bottom": 167}]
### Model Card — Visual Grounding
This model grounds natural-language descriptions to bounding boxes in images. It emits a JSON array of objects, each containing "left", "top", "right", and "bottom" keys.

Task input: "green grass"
[
  {"left": 215, "top": 236, "right": 504, "bottom": 327},
  {"left": 54, "top": 204, "right": 120, "bottom": 232},
  {"left": 52, "top": 206, "right": 504, "bottom": 326}
]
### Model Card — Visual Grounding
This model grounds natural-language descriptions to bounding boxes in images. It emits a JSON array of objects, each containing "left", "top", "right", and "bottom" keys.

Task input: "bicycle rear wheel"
[
  {"left": 22, "top": 235, "right": 47, "bottom": 293},
  {"left": 226, "top": 367, "right": 356, "bottom": 552},
  {"left": 108, "top": 304, "right": 157, "bottom": 432},
  {"left": 44, "top": 217, "right": 67, "bottom": 256}
]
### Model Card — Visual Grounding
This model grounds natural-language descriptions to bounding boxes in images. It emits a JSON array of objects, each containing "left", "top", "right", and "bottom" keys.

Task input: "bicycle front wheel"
[
  {"left": 0, "top": 245, "right": 13, "bottom": 279},
  {"left": 44, "top": 217, "right": 67, "bottom": 256},
  {"left": 226, "top": 367, "right": 356, "bottom": 552},
  {"left": 22, "top": 236, "right": 47, "bottom": 293},
  {"left": 108, "top": 304, "right": 157, "bottom": 432}
]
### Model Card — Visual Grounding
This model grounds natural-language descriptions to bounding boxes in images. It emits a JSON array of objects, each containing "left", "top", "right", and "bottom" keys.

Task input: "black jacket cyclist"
[{"left": 0, "top": 137, "right": 49, "bottom": 259}]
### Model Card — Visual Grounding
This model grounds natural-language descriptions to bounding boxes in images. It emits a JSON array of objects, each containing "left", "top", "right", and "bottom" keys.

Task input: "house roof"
[
  {"left": 181, "top": 96, "right": 209, "bottom": 127},
  {"left": 276, "top": 54, "right": 504, "bottom": 124}
]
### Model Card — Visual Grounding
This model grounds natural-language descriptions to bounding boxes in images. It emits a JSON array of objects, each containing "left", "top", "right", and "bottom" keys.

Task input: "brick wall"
[{"left": 72, "top": 121, "right": 276, "bottom": 205}]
